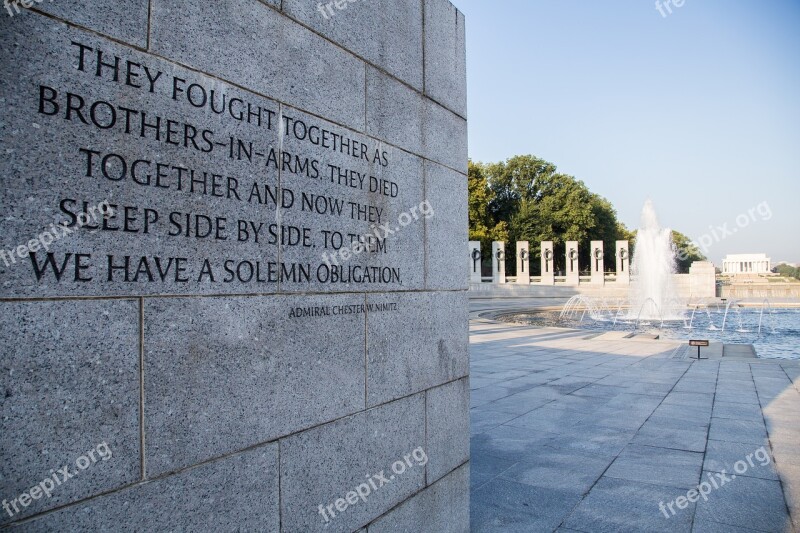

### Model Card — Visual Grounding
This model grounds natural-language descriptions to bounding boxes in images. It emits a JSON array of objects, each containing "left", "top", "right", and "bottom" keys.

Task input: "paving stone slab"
[
  {"left": 563, "top": 477, "right": 695, "bottom": 533},
  {"left": 662, "top": 391, "right": 715, "bottom": 407},
  {"left": 471, "top": 425, "right": 558, "bottom": 464},
  {"left": 691, "top": 517, "right": 764, "bottom": 532},
  {"left": 470, "top": 408, "right": 522, "bottom": 435},
  {"left": 707, "top": 418, "right": 769, "bottom": 445},
  {"left": 471, "top": 478, "right": 584, "bottom": 533},
  {"left": 542, "top": 424, "right": 633, "bottom": 459},
  {"left": 499, "top": 447, "right": 612, "bottom": 494},
  {"left": 604, "top": 444, "right": 703, "bottom": 490},
  {"left": 469, "top": 451, "right": 517, "bottom": 492},
  {"left": 503, "top": 406, "right": 590, "bottom": 434},
  {"left": 482, "top": 394, "right": 553, "bottom": 416},
  {"left": 632, "top": 424, "right": 708, "bottom": 453},
  {"left": 703, "top": 440, "right": 779, "bottom": 481},
  {"left": 712, "top": 402, "right": 765, "bottom": 422},
  {"left": 694, "top": 471, "right": 791, "bottom": 533}
]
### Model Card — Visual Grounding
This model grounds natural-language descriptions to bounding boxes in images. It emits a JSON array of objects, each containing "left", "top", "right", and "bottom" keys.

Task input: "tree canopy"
[
  {"left": 468, "top": 154, "right": 705, "bottom": 274},
  {"left": 672, "top": 231, "right": 706, "bottom": 272},
  {"left": 467, "top": 161, "right": 508, "bottom": 246},
  {"left": 774, "top": 264, "right": 800, "bottom": 280}
]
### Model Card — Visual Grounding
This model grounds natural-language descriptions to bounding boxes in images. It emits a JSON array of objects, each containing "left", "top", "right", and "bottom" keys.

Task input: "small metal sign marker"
[{"left": 689, "top": 339, "right": 709, "bottom": 360}]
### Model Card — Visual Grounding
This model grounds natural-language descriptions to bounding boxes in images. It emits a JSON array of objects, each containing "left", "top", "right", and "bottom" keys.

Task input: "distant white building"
[{"left": 722, "top": 253, "right": 771, "bottom": 275}]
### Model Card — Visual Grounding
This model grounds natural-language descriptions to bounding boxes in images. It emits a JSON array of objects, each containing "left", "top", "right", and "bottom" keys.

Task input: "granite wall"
[{"left": 0, "top": 1, "right": 469, "bottom": 530}]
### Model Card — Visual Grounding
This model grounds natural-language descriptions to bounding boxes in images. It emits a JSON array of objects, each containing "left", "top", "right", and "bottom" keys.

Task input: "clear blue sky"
[{"left": 452, "top": 0, "right": 800, "bottom": 265}]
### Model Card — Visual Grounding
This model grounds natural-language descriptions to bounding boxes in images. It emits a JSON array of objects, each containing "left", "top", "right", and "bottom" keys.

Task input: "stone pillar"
[
  {"left": 616, "top": 240, "right": 630, "bottom": 285},
  {"left": 468, "top": 241, "right": 482, "bottom": 283},
  {"left": 689, "top": 261, "right": 717, "bottom": 298},
  {"left": 590, "top": 240, "right": 604, "bottom": 285},
  {"left": 516, "top": 241, "right": 530, "bottom": 284},
  {"left": 540, "top": 241, "right": 555, "bottom": 285},
  {"left": 565, "top": 241, "right": 580, "bottom": 286},
  {"left": 492, "top": 241, "right": 506, "bottom": 284}
]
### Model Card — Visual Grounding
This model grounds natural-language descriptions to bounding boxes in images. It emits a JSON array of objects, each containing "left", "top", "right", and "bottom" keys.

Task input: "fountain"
[
  {"left": 634, "top": 297, "right": 665, "bottom": 331},
  {"left": 721, "top": 300, "right": 739, "bottom": 333},
  {"left": 560, "top": 295, "right": 605, "bottom": 322},
  {"left": 628, "top": 200, "right": 684, "bottom": 321},
  {"left": 612, "top": 299, "right": 626, "bottom": 326},
  {"left": 529, "top": 200, "right": 798, "bottom": 358},
  {"left": 685, "top": 302, "right": 719, "bottom": 331},
  {"left": 685, "top": 305, "right": 698, "bottom": 330},
  {"left": 704, "top": 305, "right": 719, "bottom": 330},
  {"left": 758, "top": 299, "right": 776, "bottom": 334}
]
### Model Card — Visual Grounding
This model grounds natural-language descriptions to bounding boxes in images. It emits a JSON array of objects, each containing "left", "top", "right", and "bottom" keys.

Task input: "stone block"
[
  {"left": 616, "top": 240, "right": 630, "bottom": 285},
  {"left": 590, "top": 240, "right": 604, "bottom": 285},
  {"left": 366, "top": 292, "right": 468, "bottom": 406},
  {"left": 424, "top": 161, "right": 468, "bottom": 290},
  {"left": 541, "top": 241, "right": 555, "bottom": 285},
  {"left": 423, "top": 98, "right": 468, "bottom": 174},
  {"left": 283, "top": 0, "right": 423, "bottom": 90},
  {"left": 150, "top": 0, "right": 365, "bottom": 130},
  {"left": 33, "top": 0, "right": 150, "bottom": 48},
  {"left": 426, "top": 378, "right": 470, "bottom": 483},
  {"left": 21, "top": 444, "right": 280, "bottom": 531},
  {"left": 423, "top": 0, "right": 467, "bottom": 117},
  {"left": 0, "top": 300, "right": 140, "bottom": 524},
  {"left": 0, "top": 14, "right": 287, "bottom": 298},
  {"left": 368, "top": 463, "right": 469, "bottom": 533},
  {"left": 280, "top": 394, "right": 426, "bottom": 532},
  {"left": 366, "top": 67, "right": 424, "bottom": 157},
  {"left": 366, "top": 68, "right": 467, "bottom": 172},
  {"left": 143, "top": 294, "right": 366, "bottom": 476},
  {"left": 278, "top": 105, "right": 425, "bottom": 293},
  {"left": 565, "top": 240, "right": 579, "bottom": 286}
]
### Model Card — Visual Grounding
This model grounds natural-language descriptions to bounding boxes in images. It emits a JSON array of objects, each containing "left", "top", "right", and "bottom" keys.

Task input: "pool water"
[{"left": 507, "top": 308, "right": 800, "bottom": 360}]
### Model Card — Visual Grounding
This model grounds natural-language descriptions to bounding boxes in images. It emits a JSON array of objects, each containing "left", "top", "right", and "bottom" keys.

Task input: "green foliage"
[
  {"left": 624, "top": 230, "right": 706, "bottom": 274},
  {"left": 775, "top": 264, "right": 800, "bottom": 280},
  {"left": 616, "top": 222, "right": 636, "bottom": 243},
  {"left": 468, "top": 161, "right": 508, "bottom": 253},
  {"left": 467, "top": 154, "right": 703, "bottom": 275},
  {"left": 672, "top": 230, "right": 706, "bottom": 273},
  {"left": 470, "top": 155, "right": 628, "bottom": 273}
]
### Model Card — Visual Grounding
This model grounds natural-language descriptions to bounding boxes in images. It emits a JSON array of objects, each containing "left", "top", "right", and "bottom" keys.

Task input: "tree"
[
  {"left": 485, "top": 155, "right": 557, "bottom": 224},
  {"left": 468, "top": 160, "right": 508, "bottom": 253},
  {"left": 626, "top": 230, "right": 706, "bottom": 274},
  {"left": 774, "top": 264, "right": 800, "bottom": 280},
  {"left": 508, "top": 173, "right": 599, "bottom": 273},
  {"left": 482, "top": 155, "right": 597, "bottom": 246},
  {"left": 470, "top": 154, "right": 632, "bottom": 274},
  {"left": 616, "top": 222, "right": 635, "bottom": 243},
  {"left": 467, "top": 153, "right": 703, "bottom": 276},
  {"left": 672, "top": 231, "right": 706, "bottom": 273}
]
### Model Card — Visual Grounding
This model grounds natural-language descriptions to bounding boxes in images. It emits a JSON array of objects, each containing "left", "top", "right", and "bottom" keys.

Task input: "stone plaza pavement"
[{"left": 469, "top": 301, "right": 800, "bottom": 532}]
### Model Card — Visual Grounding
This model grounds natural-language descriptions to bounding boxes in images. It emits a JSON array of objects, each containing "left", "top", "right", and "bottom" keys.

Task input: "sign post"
[{"left": 689, "top": 339, "right": 710, "bottom": 360}]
